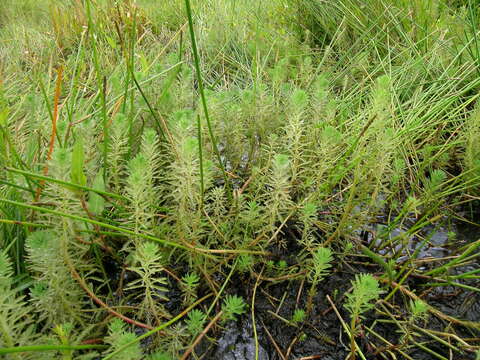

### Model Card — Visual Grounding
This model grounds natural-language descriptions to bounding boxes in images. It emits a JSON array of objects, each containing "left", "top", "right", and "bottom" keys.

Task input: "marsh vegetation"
[{"left": 1, "top": 0, "right": 480, "bottom": 359}]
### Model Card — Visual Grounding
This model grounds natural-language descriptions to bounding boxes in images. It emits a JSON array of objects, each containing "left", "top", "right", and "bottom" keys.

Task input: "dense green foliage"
[{"left": 1, "top": 0, "right": 480, "bottom": 358}]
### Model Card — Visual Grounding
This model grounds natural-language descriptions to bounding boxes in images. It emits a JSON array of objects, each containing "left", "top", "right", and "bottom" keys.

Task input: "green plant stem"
[
  {"left": 85, "top": 0, "right": 108, "bottom": 180},
  {"left": 1, "top": 198, "right": 266, "bottom": 256},
  {"left": 0, "top": 198, "right": 193, "bottom": 253},
  {"left": 130, "top": 70, "right": 167, "bottom": 141},
  {"left": 103, "top": 293, "right": 213, "bottom": 360},
  {"left": 0, "top": 344, "right": 107, "bottom": 355},
  {"left": 184, "top": 0, "right": 229, "bottom": 189},
  {"left": 0, "top": 218, "right": 45, "bottom": 228},
  {"left": 350, "top": 315, "right": 357, "bottom": 360},
  {"left": 197, "top": 114, "right": 204, "bottom": 207},
  {"left": 425, "top": 240, "right": 480, "bottom": 276},
  {"left": 306, "top": 278, "right": 317, "bottom": 315},
  {"left": 206, "top": 258, "right": 238, "bottom": 316},
  {"left": 326, "top": 295, "right": 367, "bottom": 360},
  {"left": 5, "top": 167, "right": 125, "bottom": 200},
  {"left": 180, "top": 310, "right": 223, "bottom": 360},
  {"left": 252, "top": 266, "right": 262, "bottom": 360}
]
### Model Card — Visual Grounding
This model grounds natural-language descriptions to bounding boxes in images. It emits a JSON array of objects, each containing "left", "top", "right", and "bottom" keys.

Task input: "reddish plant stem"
[
  {"left": 180, "top": 310, "right": 223, "bottom": 360},
  {"left": 64, "top": 246, "right": 153, "bottom": 330}
]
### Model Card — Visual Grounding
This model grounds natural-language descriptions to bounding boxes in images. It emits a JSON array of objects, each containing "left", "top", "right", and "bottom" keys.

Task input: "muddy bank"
[{"left": 194, "top": 221, "right": 480, "bottom": 360}]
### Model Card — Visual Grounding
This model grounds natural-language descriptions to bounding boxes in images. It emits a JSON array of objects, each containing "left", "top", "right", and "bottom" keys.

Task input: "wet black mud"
[
  {"left": 103, "top": 215, "right": 480, "bottom": 359},
  {"left": 195, "top": 220, "right": 480, "bottom": 360}
]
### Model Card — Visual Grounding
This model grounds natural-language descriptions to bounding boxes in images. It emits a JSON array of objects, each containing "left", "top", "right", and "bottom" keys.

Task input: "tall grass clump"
[{"left": 1, "top": 0, "right": 480, "bottom": 358}]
